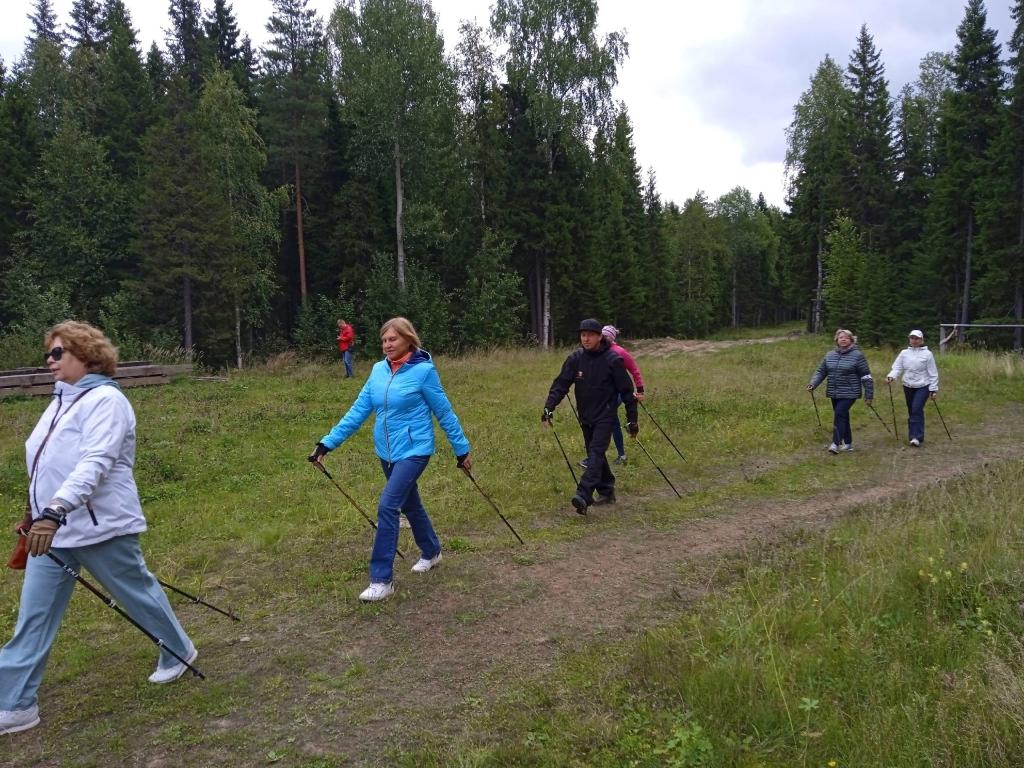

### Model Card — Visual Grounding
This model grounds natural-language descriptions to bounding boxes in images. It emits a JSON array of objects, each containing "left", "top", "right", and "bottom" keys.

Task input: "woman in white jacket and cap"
[
  {"left": 0, "top": 321, "right": 196, "bottom": 737},
  {"left": 886, "top": 329, "right": 939, "bottom": 447}
]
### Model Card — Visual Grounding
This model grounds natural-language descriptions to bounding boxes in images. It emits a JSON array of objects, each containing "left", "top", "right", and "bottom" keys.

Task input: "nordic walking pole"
[
  {"left": 549, "top": 423, "right": 579, "bottom": 486},
  {"left": 809, "top": 389, "right": 823, "bottom": 430},
  {"left": 887, "top": 380, "right": 900, "bottom": 442},
  {"left": 157, "top": 579, "right": 240, "bottom": 621},
  {"left": 866, "top": 402, "right": 893, "bottom": 436},
  {"left": 639, "top": 401, "right": 686, "bottom": 462},
  {"left": 311, "top": 461, "right": 406, "bottom": 560},
  {"left": 632, "top": 436, "right": 683, "bottom": 498},
  {"left": 460, "top": 467, "right": 525, "bottom": 545},
  {"left": 22, "top": 534, "right": 205, "bottom": 679},
  {"left": 932, "top": 397, "right": 953, "bottom": 441}
]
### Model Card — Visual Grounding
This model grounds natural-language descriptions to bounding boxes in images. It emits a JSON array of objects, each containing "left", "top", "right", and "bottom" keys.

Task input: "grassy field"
[{"left": 0, "top": 332, "right": 1021, "bottom": 766}]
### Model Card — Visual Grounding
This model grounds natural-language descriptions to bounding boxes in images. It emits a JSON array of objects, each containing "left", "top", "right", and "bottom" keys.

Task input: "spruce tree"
[
  {"left": 490, "top": 0, "right": 626, "bottom": 345},
  {"left": 785, "top": 56, "right": 853, "bottom": 332},
  {"left": 844, "top": 24, "right": 897, "bottom": 252},
  {"left": 69, "top": 0, "right": 104, "bottom": 50},
  {"left": 928, "top": 0, "right": 1004, "bottom": 338},
  {"left": 977, "top": 0, "right": 1024, "bottom": 350},
  {"left": 260, "top": 0, "right": 328, "bottom": 310}
]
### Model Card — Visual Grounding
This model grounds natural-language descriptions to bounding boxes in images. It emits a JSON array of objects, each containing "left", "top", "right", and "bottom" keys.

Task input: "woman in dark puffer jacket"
[{"left": 806, "top": 329, "right": 874, "bottom": 454}]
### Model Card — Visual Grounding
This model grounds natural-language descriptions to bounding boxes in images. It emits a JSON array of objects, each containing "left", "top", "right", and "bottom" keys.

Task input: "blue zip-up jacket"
[
  {"left": 320, "top": 348, "right": 470, "bottom": 462},
  {"left": 809, "top": 344, "right": 874, "bottom": 400}
]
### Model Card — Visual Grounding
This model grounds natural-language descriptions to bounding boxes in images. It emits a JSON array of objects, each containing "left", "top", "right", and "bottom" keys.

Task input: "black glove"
[
  {"left": 308, "top": 442, "right": 329, "bottom": 463},
  {"left": 541, "top": 407, "right": 554, "bottom": 423},
  {"left": 626, "top": 422, "right": 639, "bottom": 437},
  {"left": 456, "top": 453, "right": 469, "bottom": 468}
]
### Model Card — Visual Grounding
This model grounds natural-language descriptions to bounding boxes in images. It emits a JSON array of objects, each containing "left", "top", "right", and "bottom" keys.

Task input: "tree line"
[{"left": 0, "top": 0, "right": 1020, "bottom": 367}]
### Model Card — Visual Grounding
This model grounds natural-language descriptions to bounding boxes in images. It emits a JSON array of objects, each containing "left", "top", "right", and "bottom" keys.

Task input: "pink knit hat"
[{"left": 601, "top": 325, "right": 619, "bottom": 340}]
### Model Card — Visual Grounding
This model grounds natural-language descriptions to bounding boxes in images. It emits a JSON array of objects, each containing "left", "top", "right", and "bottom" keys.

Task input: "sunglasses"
[{"left": 44, "top": 346, "right": 65, "bottom": 363}]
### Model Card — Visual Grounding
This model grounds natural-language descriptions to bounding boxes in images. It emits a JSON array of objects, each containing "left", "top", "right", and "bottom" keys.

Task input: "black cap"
[{"left": 579, "top": 318, "right": 603, "bottom": 333}]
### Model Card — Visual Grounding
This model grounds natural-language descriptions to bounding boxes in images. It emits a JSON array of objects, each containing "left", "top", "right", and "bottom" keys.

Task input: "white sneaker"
[
  {"left": 910, "top": 438, "right": 920, "bottom": 447},
  {"left": 359, "top": 582, "right": 395, "bottom": 602},
  {"left": 827, "top": 443, "right": 839, "bottom": 454},
  {"left": 839, "top": 443, "right": 854, "bottom": 452},
  {"left": 148, "top": 646, "right": 198, "bottom": 684},
  {"left": 0, "top": 704, "right": 40, "bottom": 735},
  {"left": 411, "top": 553, "right": 442, "bottom": 573},
  {"left": 399, "top": 516, "right": 411, "bottom": 529}
]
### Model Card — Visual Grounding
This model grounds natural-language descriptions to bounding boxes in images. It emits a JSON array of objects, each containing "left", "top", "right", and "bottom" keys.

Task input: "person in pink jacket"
[{"left": 580, "top": 325, "right": 645, "bottom": 467}]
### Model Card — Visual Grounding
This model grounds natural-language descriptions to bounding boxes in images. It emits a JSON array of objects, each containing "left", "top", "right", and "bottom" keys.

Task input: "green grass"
[
  {"left": 399, "top": 458, "right": 1024, "bottom": 767},
  {"left": 0, "top": 330, "right": 1021, "bottom": 765}
]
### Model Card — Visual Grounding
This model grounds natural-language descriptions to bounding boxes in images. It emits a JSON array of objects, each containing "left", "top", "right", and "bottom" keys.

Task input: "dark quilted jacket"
[{"left": 809, "top": 345, "right": 874, "bottom": 400}]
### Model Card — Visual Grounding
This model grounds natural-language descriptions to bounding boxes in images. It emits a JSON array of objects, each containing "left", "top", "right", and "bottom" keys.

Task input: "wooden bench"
[{"left": 0, "top": 362, "right": 194, "bottom": 398}]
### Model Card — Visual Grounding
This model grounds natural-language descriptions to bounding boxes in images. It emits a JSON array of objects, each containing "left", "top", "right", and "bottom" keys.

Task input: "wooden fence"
[{"left": 0, "top": 362, "right": 194, "bottom": 398}]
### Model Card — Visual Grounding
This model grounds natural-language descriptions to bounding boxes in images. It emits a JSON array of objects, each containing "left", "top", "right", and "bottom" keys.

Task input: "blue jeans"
[
  {"left": 904, "top": 386, "right": 930, "bottom": 442},
  {"left": 831, "top": 397, "right": 856, "bottom": 446},
  {"left": 342, "top": 349, "right": 354, "bottom": 378},
  {"left": 370, "top": 456, "right": 441, "bottom": 583},
  {"left": 0, "top": 534, "right": 192, "bottom": 711}
]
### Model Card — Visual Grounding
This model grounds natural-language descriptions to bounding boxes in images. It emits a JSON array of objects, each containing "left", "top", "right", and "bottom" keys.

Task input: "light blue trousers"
[{"left": 0, "top": 534, "right": 192, "bottom": 711}]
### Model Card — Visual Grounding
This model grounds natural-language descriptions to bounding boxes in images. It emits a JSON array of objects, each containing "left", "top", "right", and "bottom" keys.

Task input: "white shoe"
[
  {"left": 0, "top": 704, "right": 40, "bottom": 735},
  {"left": 827, "top": 443, "right": 839, "bottom": 454},
  {"left": 411, "top": 553, "right": 442, "bottom": 573},
  {"left": 148, "top": 646, "right": 198, "bottom": 684},
  {"left": 839, "top": 443, "right": 854, "bottom": 452},
  {"left": 910, "top": 438, "right": 920, "bottom": 447},
  {"left": 359, "top": 582, "right": 395, "bottom": 602},
  {"left": 399, "top": 516, "right": 411, "bottom": 529}
]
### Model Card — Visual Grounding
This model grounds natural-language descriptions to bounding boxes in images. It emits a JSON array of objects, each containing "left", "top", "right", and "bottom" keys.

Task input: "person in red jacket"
[{"left": 337, "top": 319, "right": 355, "bottom": 378}]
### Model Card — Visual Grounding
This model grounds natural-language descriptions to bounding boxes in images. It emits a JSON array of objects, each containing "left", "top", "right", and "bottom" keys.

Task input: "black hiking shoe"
[
  {"left": 571, "top": 494, "right": 589, "bottom": 515},
  {"left": 592, "top": 492, "right": 616, "bottom": 506}
]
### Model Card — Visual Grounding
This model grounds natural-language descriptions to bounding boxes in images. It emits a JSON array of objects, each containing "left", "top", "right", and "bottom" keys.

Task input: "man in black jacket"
[{"left": 543, "top": 318, "right": 639, "bottom": 514}]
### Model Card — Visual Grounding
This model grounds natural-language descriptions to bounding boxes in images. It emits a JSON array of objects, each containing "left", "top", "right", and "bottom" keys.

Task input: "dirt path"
[{"left": 266, "top": 403, "right": 1022, "bottom": 764}]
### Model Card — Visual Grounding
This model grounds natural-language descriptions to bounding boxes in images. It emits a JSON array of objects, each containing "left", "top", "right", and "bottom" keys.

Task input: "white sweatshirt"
[
  {"left": 887, "top": 346, "right": 939, "bottom": 391},
  {"left": 25, "top": 380, "right": 147, "bottom": 547}
]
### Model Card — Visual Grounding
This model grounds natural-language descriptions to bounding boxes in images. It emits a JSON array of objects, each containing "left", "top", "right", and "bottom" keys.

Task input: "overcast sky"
[{"left": 0, "top": 1, "right": 1017, "bottom": 208}]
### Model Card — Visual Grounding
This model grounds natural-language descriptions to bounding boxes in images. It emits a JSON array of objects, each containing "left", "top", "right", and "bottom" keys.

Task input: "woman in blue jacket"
[
  {"left": 806, "top": 328, "right": 875, "bottom": 454},
  {"left": 309, "top": 317, "right": 471, "bottom": 602}
]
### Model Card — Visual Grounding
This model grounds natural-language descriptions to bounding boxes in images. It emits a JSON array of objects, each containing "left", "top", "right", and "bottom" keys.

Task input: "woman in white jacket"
[
  {"left": 0, "top": 321, "right": 196, "bottom": 737},
  {"left": 886, "top": 329, "right": 939, "bottom": 447}
]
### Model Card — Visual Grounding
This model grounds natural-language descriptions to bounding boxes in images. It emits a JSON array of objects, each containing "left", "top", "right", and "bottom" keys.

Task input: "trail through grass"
[{"left": 0, "top": 332, "right": 1021, "bottom": 766}]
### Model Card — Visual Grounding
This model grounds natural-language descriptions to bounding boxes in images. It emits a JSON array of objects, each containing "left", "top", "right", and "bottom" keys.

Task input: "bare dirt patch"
[{"left": 631, "top": 331, "right": 804, "bottom": 357}]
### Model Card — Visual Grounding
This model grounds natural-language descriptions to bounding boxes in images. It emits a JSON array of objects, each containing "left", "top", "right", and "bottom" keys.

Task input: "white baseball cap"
[{"left": 909, "top": 329, "right": 924, "bottom": 338}]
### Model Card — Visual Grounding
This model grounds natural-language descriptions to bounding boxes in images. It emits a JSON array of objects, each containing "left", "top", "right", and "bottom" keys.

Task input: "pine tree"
[
  {"left": 22, "top": 0, "right": 67, "bottom": 143},
  {"left": 928, "top": 0, "right": 1004, "bottom": 338},
  {"left": 332, "top": 0, "right": 459, "bottom": 292},
  {"left": 196, "top": 68, "right": 282, "bottom": 366},
  {"left": 490, "top": 0, "right": 626, "bottom": 345},
  {"left": 135, "top": 87, "right": 222, "bottom": 352},
  {"left": 844, "top": 24, "right": 897, "bottom": 252},
  {"left": 260, "top": 0, "right": 328, "bottom": 310},
  {"left": 977, "top": 0, "right": 1024, "bottom": 350},
  {"left": 785, "top": 56, "right": 853, "bottom": 333},
  {"left": 639, "top": 169, "right": 675, "bottom": 335},
  {"left": 16, "top": 119, "right": 129, "bottom": 320},
  {"left": 94, "top": 1, "right": 153, "bottom": 178},
  {"left": 69, "top": 0, "right": 104, "bottom": 50},
  {"left": 669, "top": 193, "right": 724, "bottom": 336},
  {"left": 167, "top": 0, "right": 206, "bottom": 92}
]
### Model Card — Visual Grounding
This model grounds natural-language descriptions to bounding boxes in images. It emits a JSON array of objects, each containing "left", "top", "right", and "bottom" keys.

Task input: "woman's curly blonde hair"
[{"left": 45, "top": 320, "right": 119, "bottom": 376}]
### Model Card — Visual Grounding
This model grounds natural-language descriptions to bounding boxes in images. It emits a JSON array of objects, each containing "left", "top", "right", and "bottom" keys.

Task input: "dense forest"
[{"left": 0, "top": 0, "right": 1021, "bottom": 366}]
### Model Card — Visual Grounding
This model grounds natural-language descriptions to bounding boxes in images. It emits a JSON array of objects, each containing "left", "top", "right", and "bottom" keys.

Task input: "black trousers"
[{"left": 578, "top": 420, "right": 615, "bottom": 502}]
